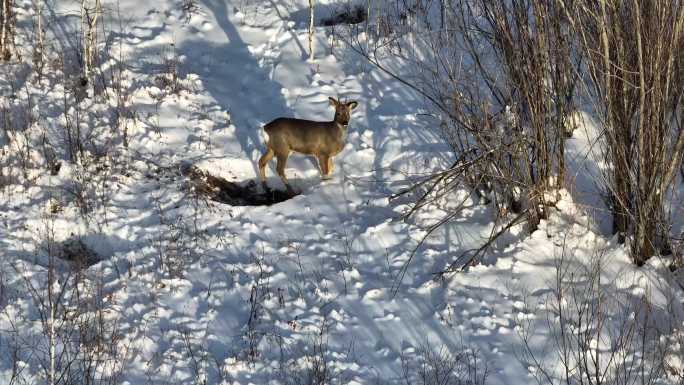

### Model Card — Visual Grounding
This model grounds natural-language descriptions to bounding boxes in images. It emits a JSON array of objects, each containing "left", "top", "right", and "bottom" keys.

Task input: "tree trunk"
[
  {"left": 81, "top": 0, "right": 101, "bottom": 77},
  {"left": 0, "top": 0, "right": 13, "bottom": 60},
  {"left": 308, "top": 0, "right": 314, "bottom": 61}
]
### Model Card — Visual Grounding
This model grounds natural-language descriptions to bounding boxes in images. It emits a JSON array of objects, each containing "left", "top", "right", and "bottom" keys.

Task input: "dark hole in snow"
[
  {"left": 320, "top": 5, "right": 367, "bottom": 26},
  {"left": 290, "top": 4, "right": 367, "bottom": 27},
  {"left": 59, "top": 237, "right": 101, "bottom": 268},
  {"left": 50, "top": 161, "right": 62, "bottom": 176},
  {"left": 180, "top": 162, "right": 298, "bottom": 206}
]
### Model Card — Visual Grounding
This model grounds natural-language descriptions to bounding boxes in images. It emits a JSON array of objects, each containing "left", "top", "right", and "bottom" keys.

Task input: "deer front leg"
[
  {"left": 327, "top": 157, "right": 334, "bottom": 176},
  {"left": 276, "top": 153, "right": 293, "bottom": 190},
  {"left": 318, "top": 155, "right": 331, "bottom": 180},
  {"left": 258, "top": 147, "right": 274, "bottom": 183}
]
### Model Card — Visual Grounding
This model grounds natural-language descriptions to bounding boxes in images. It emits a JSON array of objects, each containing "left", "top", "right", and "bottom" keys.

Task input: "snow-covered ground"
[{"left": 1, "top": 1, "right": 682, "bottom": 384}]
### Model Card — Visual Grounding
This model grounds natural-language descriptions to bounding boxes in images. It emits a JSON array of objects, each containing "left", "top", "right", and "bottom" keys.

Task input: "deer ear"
[
  {"left": 347, "top": 101, "right": 358, "bottom": 110},
  {"left": 328, "top": 97, "right": 338, "bottom": 106}
]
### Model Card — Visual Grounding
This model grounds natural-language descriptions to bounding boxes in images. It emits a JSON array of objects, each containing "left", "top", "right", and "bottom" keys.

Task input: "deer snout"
[{"left": 336, "top": 113, "right": 350, "bottom": 126}]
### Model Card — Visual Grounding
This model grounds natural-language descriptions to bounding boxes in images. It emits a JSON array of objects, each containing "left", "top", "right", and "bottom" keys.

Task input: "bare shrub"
[
  {"left": 0, "top": 72, "right": 42, "bottom": 187},
  {"left": 516, "top": 244, "right": 674, "bottom": 385},
  {"left": 181, "top": 0, "right": 201, "bottom": 22},
  {"left": 340, "top": 0, "right": 578, "bottom": 283},
  {"left": 153, "top": 194, "right": 207, "bottom": 279},
  {"left": 2, "top": 219, "right": 129, "bottom": 385},
  {"left": 562, "top": 0, "right": 684, "bottom": 265},
  {"left": 244, "top": 251, "right": 272, "bottom": 363},
  {"left": 155, "top": 43, "right": 184, "bottom": 94},
  {"left": 662, "top": 327, "right": 684, "bottom": 382},
  {"left": 400, "top": 342, "right": 488, "bottom": 385},
  {"left": 275, "top": 315, "right": 350, "bottom": 385},
  {"left": 105, "top": 7, "right": 135, "bottom": 148},
  {"left": 180, "top": 325, "right": 211, "bottom": 385}
]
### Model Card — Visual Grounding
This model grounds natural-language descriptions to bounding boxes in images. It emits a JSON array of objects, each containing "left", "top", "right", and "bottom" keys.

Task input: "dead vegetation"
[
  {"left": 59, "top": 236, "right": 100, "bottom": 268},
  {"left": 180, "top": 162, "right": 298, "bottom": 206}
]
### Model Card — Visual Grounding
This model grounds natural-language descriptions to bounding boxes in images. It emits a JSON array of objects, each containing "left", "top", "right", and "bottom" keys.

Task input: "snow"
[{"left": 0, "top": 0, "right": 682, "bottom": 384}]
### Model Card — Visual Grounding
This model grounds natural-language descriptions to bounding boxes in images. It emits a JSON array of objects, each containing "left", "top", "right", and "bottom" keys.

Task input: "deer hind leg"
[{"left": 258, "top": 147, "right": 275, "bottom": 183}]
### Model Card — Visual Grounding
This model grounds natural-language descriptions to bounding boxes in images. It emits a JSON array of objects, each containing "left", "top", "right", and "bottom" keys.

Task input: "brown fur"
[{"left": 258, "top": 97, "right": 358, "bottom": 189}]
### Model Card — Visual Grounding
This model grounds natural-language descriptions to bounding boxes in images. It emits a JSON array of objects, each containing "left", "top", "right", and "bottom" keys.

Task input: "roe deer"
[{"left": 258, "top": 97, "right": 358, "bottom": 190}]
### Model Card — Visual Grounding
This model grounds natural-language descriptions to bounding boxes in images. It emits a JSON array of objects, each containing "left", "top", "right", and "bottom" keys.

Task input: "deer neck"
[
  {"left": 332, "top": 121, "right": 349, "bottom": 139},
  {"left": 332, "top": 119, "right": 349, "bottom": 131}
]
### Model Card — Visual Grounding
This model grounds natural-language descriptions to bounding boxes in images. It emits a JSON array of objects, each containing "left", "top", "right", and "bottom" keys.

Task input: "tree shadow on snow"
[{"left": 190, "top": 0, "right": 291, "bottom": 178}]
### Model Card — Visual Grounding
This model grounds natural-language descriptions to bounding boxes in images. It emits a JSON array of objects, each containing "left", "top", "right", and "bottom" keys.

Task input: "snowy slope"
[{"left": 0, "top": 1, "right": 682, "bottom": 384}]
